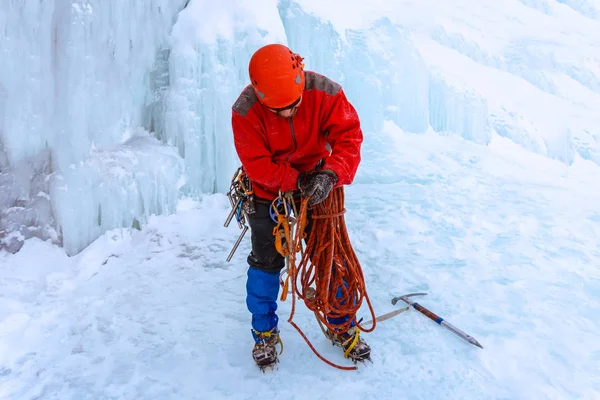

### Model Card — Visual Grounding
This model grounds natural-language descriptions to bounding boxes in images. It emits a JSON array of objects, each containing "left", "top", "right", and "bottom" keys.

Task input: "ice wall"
[
  {"left": 0, "top": 0, "right": 187, "bottom": 254},
  {"left": 2, "top": 0, "right": 599, "bottom": 255},
  {"left": 279, "top": 2, "right": 430, "bottom": 135},
  {"left": 280, "top": 0, "right": 492, "bottom": 143},
  {"left": 280, "top": 0, "right": 486, "bottom": 141},
  {"left": 163, "top": 0, "right": 287, "bottom": 195},
  {"left": 288, "top": 0, "right": 599, "bottom": 164},
  {"left": 51, "top": 136, "right": 184, "bottom": 255}
]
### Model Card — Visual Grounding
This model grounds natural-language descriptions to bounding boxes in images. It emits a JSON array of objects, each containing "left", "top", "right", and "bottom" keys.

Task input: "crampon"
[
  {"left": 252, "top": 328, "right": 283, "bottom": 372},
  {"left": 325, "top": 327, "right": 372, "bottom": 364}
]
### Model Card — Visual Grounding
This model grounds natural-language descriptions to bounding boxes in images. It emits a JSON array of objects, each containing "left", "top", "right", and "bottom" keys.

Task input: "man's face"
[{"left": 270, "top": 96, "right": 302, "bottom": 118}]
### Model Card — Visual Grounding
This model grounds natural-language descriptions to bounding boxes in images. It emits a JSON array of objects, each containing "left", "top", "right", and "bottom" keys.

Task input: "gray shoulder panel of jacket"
[
  {"left": 232, "top": 85, "right": 259, "bottom": 117},
  {"left": 304, "top": 71, "right": 341, "bottom": 96}
]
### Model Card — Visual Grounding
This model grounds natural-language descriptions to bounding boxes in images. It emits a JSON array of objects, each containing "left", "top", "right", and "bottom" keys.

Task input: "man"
[{"left": 231, "top": 43, "right": 368, "bottom": 369}]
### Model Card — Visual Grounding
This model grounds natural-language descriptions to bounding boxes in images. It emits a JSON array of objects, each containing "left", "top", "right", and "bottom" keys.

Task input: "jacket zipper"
[{"left": 286, "top": 117, "right": 298, "bottom": 162}]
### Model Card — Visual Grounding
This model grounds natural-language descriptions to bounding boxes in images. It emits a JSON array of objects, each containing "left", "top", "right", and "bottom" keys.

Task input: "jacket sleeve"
[
  {"left": 232, "top": 110, "right": 300, "bottom": 192},
  {"left": 321, "top": 88, "right": 363, "bottom": 186}
]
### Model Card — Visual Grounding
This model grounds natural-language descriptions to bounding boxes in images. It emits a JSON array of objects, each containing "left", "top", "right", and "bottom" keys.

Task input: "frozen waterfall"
[{"left": 1, "top": 0, "right": 598, "bottom": 255}]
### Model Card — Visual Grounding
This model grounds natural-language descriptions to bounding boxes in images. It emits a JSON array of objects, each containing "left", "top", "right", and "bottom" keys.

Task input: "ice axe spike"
[{"left": 392, "top": 292, "right": 483, "bottom": 349}]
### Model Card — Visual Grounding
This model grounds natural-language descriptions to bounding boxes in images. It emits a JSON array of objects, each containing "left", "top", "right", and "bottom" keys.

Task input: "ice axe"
[{"left": 392, "top": 293, "right": 483, "bottom": 349}]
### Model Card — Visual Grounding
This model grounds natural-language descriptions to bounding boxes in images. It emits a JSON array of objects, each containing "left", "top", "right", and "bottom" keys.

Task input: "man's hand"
[{"left": 298, "top": 170, "right": 338, "bottom": 205}]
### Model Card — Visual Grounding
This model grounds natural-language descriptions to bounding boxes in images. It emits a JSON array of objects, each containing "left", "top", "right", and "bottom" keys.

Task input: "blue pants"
[
  {"left": 246, "top": 266, "right": 353, "bottom": 337},
  {"left": 246, "top": 267, "right": 280, "bottom": 333}
]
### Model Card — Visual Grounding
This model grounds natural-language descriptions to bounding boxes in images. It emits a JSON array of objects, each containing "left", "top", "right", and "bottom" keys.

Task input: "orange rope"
[{"left": 279, "top": 186, "right": 377, "bottom": 370}]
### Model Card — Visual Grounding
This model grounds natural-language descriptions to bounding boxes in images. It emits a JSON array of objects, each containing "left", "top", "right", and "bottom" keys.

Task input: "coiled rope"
[{"left": 273, "top": 186, "right": 377, "bottom": 370}]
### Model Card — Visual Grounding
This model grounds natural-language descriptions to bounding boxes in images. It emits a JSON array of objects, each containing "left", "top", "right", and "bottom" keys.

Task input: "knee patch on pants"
[{"left": 246, "top": 199, "right": 285, "bottom": 273}]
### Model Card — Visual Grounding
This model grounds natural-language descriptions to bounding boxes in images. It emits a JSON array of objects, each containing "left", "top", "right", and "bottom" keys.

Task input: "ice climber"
[{"left": 231, "top": 43, "right": 370, "bottom": 370}]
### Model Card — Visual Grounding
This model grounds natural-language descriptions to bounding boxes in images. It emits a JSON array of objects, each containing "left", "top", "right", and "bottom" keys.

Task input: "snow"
[{"left": 1, "top": 0, "right": 600, "bottom": 398}]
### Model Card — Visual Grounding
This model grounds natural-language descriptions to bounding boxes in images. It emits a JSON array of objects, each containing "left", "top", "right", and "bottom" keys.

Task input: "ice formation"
[
  {"left": 1, "top": 0, "right": 598, "bottom": 254},
  {"left": 0, "top": 0, "right": 187, "bottom": 254}
]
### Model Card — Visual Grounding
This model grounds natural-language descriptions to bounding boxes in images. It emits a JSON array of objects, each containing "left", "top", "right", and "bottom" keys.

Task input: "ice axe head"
[{"left": 391, "top": 292, "right": 428, "bottom": 306}]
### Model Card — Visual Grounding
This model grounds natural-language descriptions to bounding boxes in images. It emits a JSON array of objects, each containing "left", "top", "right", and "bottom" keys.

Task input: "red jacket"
[{"left": 231, "top": 71, "right": 363, "bottom": 200}]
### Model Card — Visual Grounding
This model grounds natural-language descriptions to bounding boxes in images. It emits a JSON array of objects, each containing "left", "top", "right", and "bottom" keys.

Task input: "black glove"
[{"left": 298, "top": 170, "right": 338, "bottom": 205}]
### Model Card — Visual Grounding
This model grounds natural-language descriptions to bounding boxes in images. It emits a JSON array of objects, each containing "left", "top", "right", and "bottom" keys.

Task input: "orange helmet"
[{"left": 249, "top": 44, "right": 305, "bottom": 109}]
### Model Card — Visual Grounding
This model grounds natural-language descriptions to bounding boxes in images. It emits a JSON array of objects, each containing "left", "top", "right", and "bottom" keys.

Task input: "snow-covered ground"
[
  {"left": 2, "top": 127, "right": 599, "bottom": 399},
  {"left": 1, "top": 0, "right": 600, "bottom": 399}
]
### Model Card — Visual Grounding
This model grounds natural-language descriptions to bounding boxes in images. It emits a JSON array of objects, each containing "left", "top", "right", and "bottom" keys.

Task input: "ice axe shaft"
[
  {"left": 392, "top": 293, "right": 483, "bottom": 349},
  {"left": 362, "top": 306, "right": 410, "bottom": 326}
]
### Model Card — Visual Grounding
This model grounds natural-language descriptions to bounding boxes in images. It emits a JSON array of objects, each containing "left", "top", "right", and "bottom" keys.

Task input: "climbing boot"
[
  {"left": 327, "top": 327, "right": 371, "bottom": 363},
  {"left": 251, "top": 328, "right": 283, "bottom": 371}
]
